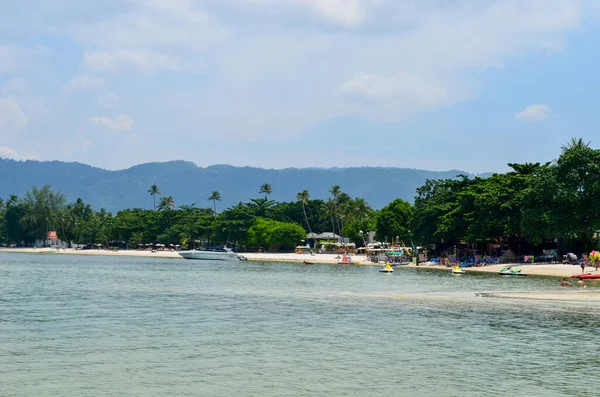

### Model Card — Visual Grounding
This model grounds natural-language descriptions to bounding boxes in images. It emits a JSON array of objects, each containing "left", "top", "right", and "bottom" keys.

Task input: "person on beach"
[
  {"left": 581, "top": 261, "right": 586, "bottom": 274},
  {"left": 560, "top": 278, "right": 572, "bottom": 288},
  {"left": 578, "top": 279, "right": 586, "bottom": 288}
]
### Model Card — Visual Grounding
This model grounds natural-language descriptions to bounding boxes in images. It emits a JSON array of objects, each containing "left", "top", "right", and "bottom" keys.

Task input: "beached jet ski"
[{"left": 499, "top": 266, "right": 527, "bottom": 276}]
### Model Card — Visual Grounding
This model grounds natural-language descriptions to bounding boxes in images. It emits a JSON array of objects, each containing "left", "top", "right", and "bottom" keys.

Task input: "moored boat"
[{"left": 178, "top": 247, "right": 247, "bottom": 261}]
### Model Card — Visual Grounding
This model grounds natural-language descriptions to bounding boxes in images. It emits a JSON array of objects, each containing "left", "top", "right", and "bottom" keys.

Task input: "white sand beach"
[{"left": 1, "top": 247, "right": 597, "bottom": 279}]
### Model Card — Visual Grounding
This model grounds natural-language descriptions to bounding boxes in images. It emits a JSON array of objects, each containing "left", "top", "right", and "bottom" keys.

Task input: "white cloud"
[
  {"left": 0, "top": 145, "right": 18, "bottom": 159},
  {"left": 0, "top": 45, "right": 48, "bottom": 75},
  {"left": 97, "top": 93, "right": 121, "bottom": 109},
  {"left": 341, "top": 72, "right": 445, "bottom": 104},
  {"left": 0, "top": 98, "right": 28, "bottom": 129},
  {"left": 88, "top": 114, "right": 133, "bottom": 131},
  {"left": 250, "top": 0, "right": 365, "bottom": 26},
  {"left": 63, "top": 74, "right": 105, "bottom": 92},
  {"left": 514, "top": 104, "right": 553, "bottom": 121},
  {"left": 1, "top": 77, "right": 29, "bottom": 95},
  {"left": 85, "top": 50, "right": 180, "bottom": 72}
]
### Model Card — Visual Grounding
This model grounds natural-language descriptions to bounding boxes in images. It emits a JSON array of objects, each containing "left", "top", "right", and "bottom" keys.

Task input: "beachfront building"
[{"left": 34, "top": 231, "right": 68, "bottom": 248}]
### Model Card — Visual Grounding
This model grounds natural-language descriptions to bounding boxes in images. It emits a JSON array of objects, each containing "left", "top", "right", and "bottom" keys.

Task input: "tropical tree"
[
  {"left": 323, "top": 198, "right": 337, "bottom": 235},
  {"left": 158, "top": 195, "right": 175, "bottom": 211},
  {"left": 329, "top": 185, "right": 342, "bottom": 240},
  {"left": 20, "top": 185, "right": 66, "bottom": 241},
  {"left": 208, "top": 191, "right": 221, "bottom": 214},
  {"left": 248, "top": 218, "right": 306, "bottom": 252},
  {"left": 148, "top": 184, "right": 161, "bottom": 211},
  {"left": 376, "top": 198, "right": 413, "bottom": 244},
  {"left": 259, "top": 183, "right": 273, "bottom": 200},
  {"left": 296, "top": 190, "right": 313, "bottom": 244}
]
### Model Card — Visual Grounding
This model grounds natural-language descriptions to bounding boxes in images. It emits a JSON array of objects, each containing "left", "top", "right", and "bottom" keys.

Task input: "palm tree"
[
  {"left": 296, "top": 190, "right": 314, "bottom": 245},
  {"left": 158, "top": 195, "right": 175, "bottom": 211},
  {"left": 158, "top": 195, "right": 175, "bottom": 225},
  {"left": 329, "top": 185, "right": 342, "bottom": 242},
  {"left": 323, "top": 198, "right": 337, "bottom": 235},
  {"left": 259, "top": 183, "right": 273, "bottom": 200},
  {"left": 353, "top": 198, "right": 372, "bottom": 225},
  {"left": 208, "top": 191, "right": 221, "bottom": 214},
  {"left": 562, "top": 137, "right": 590, "bottom": 152},
  {"left": 147, "top": 184, "right": 161, "bottom": 211}
]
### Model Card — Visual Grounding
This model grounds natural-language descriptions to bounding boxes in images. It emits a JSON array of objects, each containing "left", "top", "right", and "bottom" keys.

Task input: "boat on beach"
[
  {"left": 178, "top": 247, "right": 247, "bottom": 261},
  {"left": 571, "top": 273, "right": 600, "bottom": 279}
]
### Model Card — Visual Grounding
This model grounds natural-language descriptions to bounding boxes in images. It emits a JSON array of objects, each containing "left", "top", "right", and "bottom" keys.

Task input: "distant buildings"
[{"left": 35, "top": 231, "right": 67, "bottom": 248}]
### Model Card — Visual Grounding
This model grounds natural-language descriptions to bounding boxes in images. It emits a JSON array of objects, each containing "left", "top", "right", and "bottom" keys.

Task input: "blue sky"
[{"left": 0, "top": 0, "right": 599, "bottom": 173}]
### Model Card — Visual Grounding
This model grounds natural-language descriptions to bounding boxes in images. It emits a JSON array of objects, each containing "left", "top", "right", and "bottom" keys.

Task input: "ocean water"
[{"left": 1, "top": 253, "right": 600, "bottom": 396}]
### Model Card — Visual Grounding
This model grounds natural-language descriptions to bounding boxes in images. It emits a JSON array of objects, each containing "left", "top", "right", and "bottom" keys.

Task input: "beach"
[{"left": 1, "top": 247, "right": 597, "bottom": 278}]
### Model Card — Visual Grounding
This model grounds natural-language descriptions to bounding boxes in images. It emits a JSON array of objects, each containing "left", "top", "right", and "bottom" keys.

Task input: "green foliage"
[
  {"left": 20, "top": 185, "right": 66, "bottom": 240},
  {"left": 376, "top": 199, "right": 413, "bottom": 243},
  {"left": 0, "top": 138, "right": 597, "bottom": 255},
  {"left": 248, "top": 218, "right": 306, "bottom": 251}
]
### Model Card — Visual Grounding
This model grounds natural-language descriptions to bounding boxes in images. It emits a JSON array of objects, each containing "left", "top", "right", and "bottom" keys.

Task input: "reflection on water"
[{"left": 1, "top": 253, "right": 600, "bottom": 396}]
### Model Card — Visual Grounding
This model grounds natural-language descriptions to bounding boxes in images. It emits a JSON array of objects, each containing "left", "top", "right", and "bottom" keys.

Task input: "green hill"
[{"left": 0, "top": 159, "right": 478, "bottom": 211}]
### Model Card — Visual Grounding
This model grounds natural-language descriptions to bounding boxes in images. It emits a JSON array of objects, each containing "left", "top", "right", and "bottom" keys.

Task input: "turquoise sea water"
[{"left": 1, "top": 253, "right": 600, "bottom": 396}]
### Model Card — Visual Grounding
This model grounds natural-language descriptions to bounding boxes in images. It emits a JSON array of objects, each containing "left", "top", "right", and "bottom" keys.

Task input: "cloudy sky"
[{"left": 0, "top": 0, "right": 599, "bottom": 173}]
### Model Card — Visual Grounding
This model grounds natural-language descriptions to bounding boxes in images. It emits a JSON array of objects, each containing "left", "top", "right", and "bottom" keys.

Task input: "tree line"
[
  {"left": 0, "top": 182, "right": 410, "bottom": 251},
  {"left": 411, "top": 138, "right": 600, "bottom": 255},
  {"left": 0, "top": 138, "right": 597, "bottom": 254}
]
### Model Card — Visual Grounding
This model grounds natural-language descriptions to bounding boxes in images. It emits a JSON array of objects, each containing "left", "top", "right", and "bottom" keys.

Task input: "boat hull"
[
  {"left": 571, "top": 273, "right": 600, "bottom": 279},
  {"left": 178, "top": 250, "right": 245, "bottom": 261},
  {"left": 499, "top": 271, "right": 527, "bottom": 276}
]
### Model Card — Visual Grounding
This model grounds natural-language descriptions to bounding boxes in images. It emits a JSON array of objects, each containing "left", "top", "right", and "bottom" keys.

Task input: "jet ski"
[
  {"left": 379, "top": 263, "right": 394, "bottom": 273},
  {"left": 499, "top": 266, "right": 527, "bottom": 276},
  {"left": 452, "top": 266, "right": 465, "bottom": 275}
]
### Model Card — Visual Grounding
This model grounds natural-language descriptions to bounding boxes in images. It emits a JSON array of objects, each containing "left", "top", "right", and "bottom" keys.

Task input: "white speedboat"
[{"left": 178, "top": 247, "right": 247, "bottom": 261}]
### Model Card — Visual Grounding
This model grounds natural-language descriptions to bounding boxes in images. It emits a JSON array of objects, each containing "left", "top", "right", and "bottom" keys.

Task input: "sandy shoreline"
[
  {"left": 1, "top": 247, "right": 597, "bottom": 279},
  {"left": 2, "top": 247, "right": 600, "bottom": 302}
]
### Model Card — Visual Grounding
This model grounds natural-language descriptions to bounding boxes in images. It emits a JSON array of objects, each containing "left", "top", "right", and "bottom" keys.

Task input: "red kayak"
[{"left": 571, "top": 273, "right": 600, "bottom": 279}]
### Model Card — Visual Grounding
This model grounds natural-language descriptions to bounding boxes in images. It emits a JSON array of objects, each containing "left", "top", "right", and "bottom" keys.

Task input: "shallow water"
[{"left": 1, "top": 253, "right": 599, "bottom": 396}]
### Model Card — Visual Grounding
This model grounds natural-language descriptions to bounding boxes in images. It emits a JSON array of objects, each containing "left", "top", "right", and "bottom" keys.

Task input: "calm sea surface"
[{"left": 1, "top": 253, "right": 600, "bottom": 396}]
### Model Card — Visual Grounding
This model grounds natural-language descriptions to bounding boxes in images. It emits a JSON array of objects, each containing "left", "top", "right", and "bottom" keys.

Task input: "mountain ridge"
[{"left": 0, "top": 158, "right": 488, "bottom": 211}]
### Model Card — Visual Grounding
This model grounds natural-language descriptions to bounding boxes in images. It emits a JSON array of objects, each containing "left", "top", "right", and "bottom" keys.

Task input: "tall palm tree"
[
  {"left": 296, "top": 190, "right": 314, "bottom": 245},
  {"left": 158, "top": 195, "right": 175, "bottom": 225},
  {"left": 323, "top": 198, "right": 337, "bottom": 235},
  {"left": 353, "top": 198, "right": 372, "bottom": 225},
  {"left": 208, "top": 191, "right": 221, "bottom": 214},
  {"left": 259, "top": 183, "right": 273, "bottom": 200},
  {"left": 329, "top": 185, "right": 342, "bottom": 242},
  {"left": 147, "top": 184, "right": 161, "bottom": 211}
]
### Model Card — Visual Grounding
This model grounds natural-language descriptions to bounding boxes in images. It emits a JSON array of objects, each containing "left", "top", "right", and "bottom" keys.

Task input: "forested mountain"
[{"left": 0, "top": 159, "right": 477, "bottom": 211}]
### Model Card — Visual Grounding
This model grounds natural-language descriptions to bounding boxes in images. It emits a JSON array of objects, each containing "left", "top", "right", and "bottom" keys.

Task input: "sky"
[{"left": 1, "top": 0, "right": 599, "bottom": 173}]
